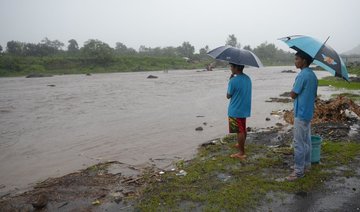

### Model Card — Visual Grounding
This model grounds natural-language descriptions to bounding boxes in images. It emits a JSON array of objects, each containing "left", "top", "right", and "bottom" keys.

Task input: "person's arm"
[
  {"left": 291, "top": 75, "right": 305, "bottom": 99},
  {"left": 227, "top": 79, "right": 234, "bottom": 99}
]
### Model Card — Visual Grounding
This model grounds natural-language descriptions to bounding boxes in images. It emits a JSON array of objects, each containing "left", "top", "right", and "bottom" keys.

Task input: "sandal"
[
  {"left": 285, "top": 171, "right": 304, "bottom": 181},
  {"left": 230, "top": 153, "right": 247, "bottom": 160}
]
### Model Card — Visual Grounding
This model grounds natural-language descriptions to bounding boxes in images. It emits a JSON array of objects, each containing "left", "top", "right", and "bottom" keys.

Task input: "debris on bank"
[{"left": 284, "top": 96, "right": 360, "bottom": 125}]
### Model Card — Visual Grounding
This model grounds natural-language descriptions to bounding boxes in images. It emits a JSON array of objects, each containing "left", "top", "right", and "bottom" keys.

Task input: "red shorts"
[{"left": 228, "top": 117, "right": 247, "bottom": 134}]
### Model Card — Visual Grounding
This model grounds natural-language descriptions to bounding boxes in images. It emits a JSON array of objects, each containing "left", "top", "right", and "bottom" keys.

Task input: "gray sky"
[{"left": 1, "top": 0, "right": 359, "bottom": 53}]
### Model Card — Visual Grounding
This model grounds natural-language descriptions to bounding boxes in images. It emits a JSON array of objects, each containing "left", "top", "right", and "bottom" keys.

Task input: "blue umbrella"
[
  {"left": 279, "top": 35, "right": 349, "bottom": 81},
  {"left": 207, "top": 46, "right": 263, "bottom": 68}
]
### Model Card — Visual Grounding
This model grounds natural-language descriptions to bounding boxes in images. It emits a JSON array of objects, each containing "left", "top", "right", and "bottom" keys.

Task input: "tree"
[
  {"left": 199, "top": 45, "right": 210, "bottom": 60},
  {"left": 126, "top": 47, "right": 137, "bottom": 55},
  {"left": 243, "top": 45, "right": 252, "bottom": 51},
  {"left": 67, "top": 39, "right": 79, "bottom": 53},
  {"left": 252, "top": 42, "right": 293, "bottom": 65},
  {"left": 41, "top": 37, "right": 64, "bottom": 51},
  {"left": 226, "top": 34, "right": 241, "bottom": 48},
  {"left": 177, "top": 42, "right": 195, "bottom": 58},
  {"left": 115, "top": 42, "right": 137, "bottom": 55},
  {"left": 199, "top": 45, "right": 209, "bottom": 55},
  {"left": 81, "top": 39, "right": 114, "bottom": 64},
  {"left": 6, "top": 41, "right": 25, "bottom": 55},
  {"left": 162, "top": 46, "right": 178, "bottom": 57},
  {"left": 0, "top": 45, "right": 2, "bottom": 53},
  {"left": 139, "top": 45, "right": 149, "bottom": 53},
  {"left": 23, "top": 43, "right": 41, "bottom": 56}
]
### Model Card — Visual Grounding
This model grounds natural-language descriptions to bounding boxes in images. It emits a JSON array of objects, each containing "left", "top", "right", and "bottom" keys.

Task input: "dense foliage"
[{"left": 0, "top": 35, "right": 295, "bottom": 77}]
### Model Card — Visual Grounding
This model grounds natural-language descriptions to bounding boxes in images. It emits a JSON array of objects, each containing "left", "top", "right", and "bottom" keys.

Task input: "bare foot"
[
  {"left": 230, "top": 153, "right": 247, "bottom": 160},
  {"left": 234, "top": 143, "right": 240, "bottom": 149}
]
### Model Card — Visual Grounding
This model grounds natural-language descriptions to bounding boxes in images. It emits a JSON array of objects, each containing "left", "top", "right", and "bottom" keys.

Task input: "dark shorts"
[{"left": 229, "top": 117, "right": 247, "bottom": 134}]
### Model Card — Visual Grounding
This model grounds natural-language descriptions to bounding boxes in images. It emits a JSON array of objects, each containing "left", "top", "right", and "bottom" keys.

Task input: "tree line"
[{"left": 0, "top": 35, "right": 294, "bottom": 76}]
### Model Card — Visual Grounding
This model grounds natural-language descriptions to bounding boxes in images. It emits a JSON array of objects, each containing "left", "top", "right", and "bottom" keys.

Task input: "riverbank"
[{"left": 0, "top": 55, "right": 211, "bottom": 77}]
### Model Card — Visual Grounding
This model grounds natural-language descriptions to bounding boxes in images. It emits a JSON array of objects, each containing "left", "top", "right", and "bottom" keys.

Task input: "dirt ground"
[{"left": 0, "top": 162, "right": 161, "bottom": 211}]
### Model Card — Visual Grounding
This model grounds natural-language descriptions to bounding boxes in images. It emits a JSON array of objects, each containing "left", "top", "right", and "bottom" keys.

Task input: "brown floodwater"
[{"left": 0, "top": 67, "right": 332, "bottom": 195}]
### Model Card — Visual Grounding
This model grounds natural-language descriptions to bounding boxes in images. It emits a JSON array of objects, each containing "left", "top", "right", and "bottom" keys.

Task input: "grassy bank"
[
  {"left": 318, "top": 77, "right": 360, "bottom": 90},
  {"left": 348, "top": 66, "right": 360, "bottom": 76},
  {"left": 318, "top": 65, "right": 360, "bottom": 90},
  {"left": 135, "top": 135, "right": 360, "bottom": 211},
  {"left": 0, "top": 55, "right": 210, "bottom": 77}
]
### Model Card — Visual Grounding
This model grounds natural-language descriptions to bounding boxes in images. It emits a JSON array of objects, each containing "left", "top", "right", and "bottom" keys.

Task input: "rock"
[
  {"left": 349, "top": 77, "right": 360, "bottom": 82},
  {"left": 26, "top": 73, "right": 53, "bottom": 78},
  {"left": 114, "top": 197, "right": 122, "bottom": 204},
  {"left": 147, "top": 75, "right": 158, "bottom": 79},
  {"left": 47, "top": 84, "right": 56, "bottom": 87},
  {"left": 122, "top": 189, "right": 135, "bottom": 197},
  {"left": 201, "top": 140, "right": 217, "bottom": 147},
  {"left": 176, "top": 170, "right": 187, "bottom": 176},
  {"left": 281, "top": 70, "right": 296, "bottom": 73},
  {"left": 266, "top": 97, "right": 292, "bottom": 103},
  {"left": 203, "top": 122, "right": 207, "bottom": 126},
  {"left": 195, "top": 127, "right": 203, "bottom": 131},
  {"left": 295, "top": 191, "right": 308, "bottom": 198},
  {"left": 280, "top": 92, "right": 292, "bottom": 97},
  {"left": 266, "top": 117, "right": 271, "bottom": 121},
  {"left": 92, "top": 200, "right": 101, "bottom": 205},
  {"left": 86, "top": 73, "right": 92, "bottom": 76},
  {"left": 32, "top": 194, "right": 48, "bottom": 209},
  {"left": 247, "top": 127, "right": 252, "bottom": 132}
]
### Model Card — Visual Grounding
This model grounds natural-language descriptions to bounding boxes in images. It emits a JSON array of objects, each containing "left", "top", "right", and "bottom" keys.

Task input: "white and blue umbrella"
[
  {"left": 207, "top": 46, "right": 263, "bottom": 68},
  {"left": 279, "top": 35, "right": 349, "bottom": 81}
]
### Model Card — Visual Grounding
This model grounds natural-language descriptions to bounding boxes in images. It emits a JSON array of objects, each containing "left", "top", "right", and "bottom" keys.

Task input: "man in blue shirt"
[
  {"left": 287, "top": 51, "right": 318, "bottom": 181},
  {"left": 227, "top": 63, "right": 252, "bottom": 160}
]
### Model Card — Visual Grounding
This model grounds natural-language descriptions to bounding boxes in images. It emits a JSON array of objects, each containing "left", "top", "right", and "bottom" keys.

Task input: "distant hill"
[{"left": 343, "top": 44, "right": 360, "bottom": 55}]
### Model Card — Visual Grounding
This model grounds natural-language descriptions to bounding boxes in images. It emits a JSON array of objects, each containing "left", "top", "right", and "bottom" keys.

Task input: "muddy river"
[{"left": 0, "top": 67, "right": 332, "bottom": 195}]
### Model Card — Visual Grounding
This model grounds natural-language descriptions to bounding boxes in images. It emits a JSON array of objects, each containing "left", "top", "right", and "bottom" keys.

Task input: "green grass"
[
  {"left": 135, "top": 135, "right": 360, "bottom": 211},
  {"left": 0, "top": 55, "right": 210, "bottom": 77},
  {"left": 318, "top": 77, "right": 360, "bottom": 90},
  {"left": 348, "top": 66, "right": 360, "bottom": 76}
]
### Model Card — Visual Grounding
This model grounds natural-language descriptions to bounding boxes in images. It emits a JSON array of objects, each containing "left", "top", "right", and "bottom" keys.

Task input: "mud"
[
  {"left": 0, "top": 161, "right": 160, "bottom": 211},
  {"left": 257, "top": 158, "right": 360, "bottom": 212}
]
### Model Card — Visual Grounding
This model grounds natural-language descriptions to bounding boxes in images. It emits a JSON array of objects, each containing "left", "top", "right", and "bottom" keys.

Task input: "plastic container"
[{"left": 311, "top": 135, "right": 322, "bottom": 163}]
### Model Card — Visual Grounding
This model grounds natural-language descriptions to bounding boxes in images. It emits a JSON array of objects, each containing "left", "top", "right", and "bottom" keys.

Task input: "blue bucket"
[{"left": 311, "top": 135, "right": 322, "bottom": 163}]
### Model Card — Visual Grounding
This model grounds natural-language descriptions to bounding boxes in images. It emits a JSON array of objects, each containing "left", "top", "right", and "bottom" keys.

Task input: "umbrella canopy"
[
  {"left": 207, "top": 46, "right": 263, "bottom": 68},
  {"left": 279, "top": 35, "right": 349, "bottom": 81}
]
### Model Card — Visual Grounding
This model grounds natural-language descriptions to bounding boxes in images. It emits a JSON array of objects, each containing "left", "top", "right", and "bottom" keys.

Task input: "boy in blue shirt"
[
  {"left": 286, "top": 51, "right": 318, "bottom": 181},
  {"left": 227, "top": 63, "right": 252, "bottom": 160}
]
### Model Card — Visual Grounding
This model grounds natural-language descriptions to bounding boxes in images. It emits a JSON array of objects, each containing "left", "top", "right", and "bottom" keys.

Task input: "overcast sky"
[{"left": 1, "top": 0, "right": 359, "bottom": 53}]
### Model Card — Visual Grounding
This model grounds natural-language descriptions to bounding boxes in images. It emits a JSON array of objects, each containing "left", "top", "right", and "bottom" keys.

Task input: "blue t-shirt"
[
  {"left": 227, "top": 74, "right": 252, "bottom": 118},
  {"left": 292, "top": 67, "right": 318, "bottom": 121}
]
